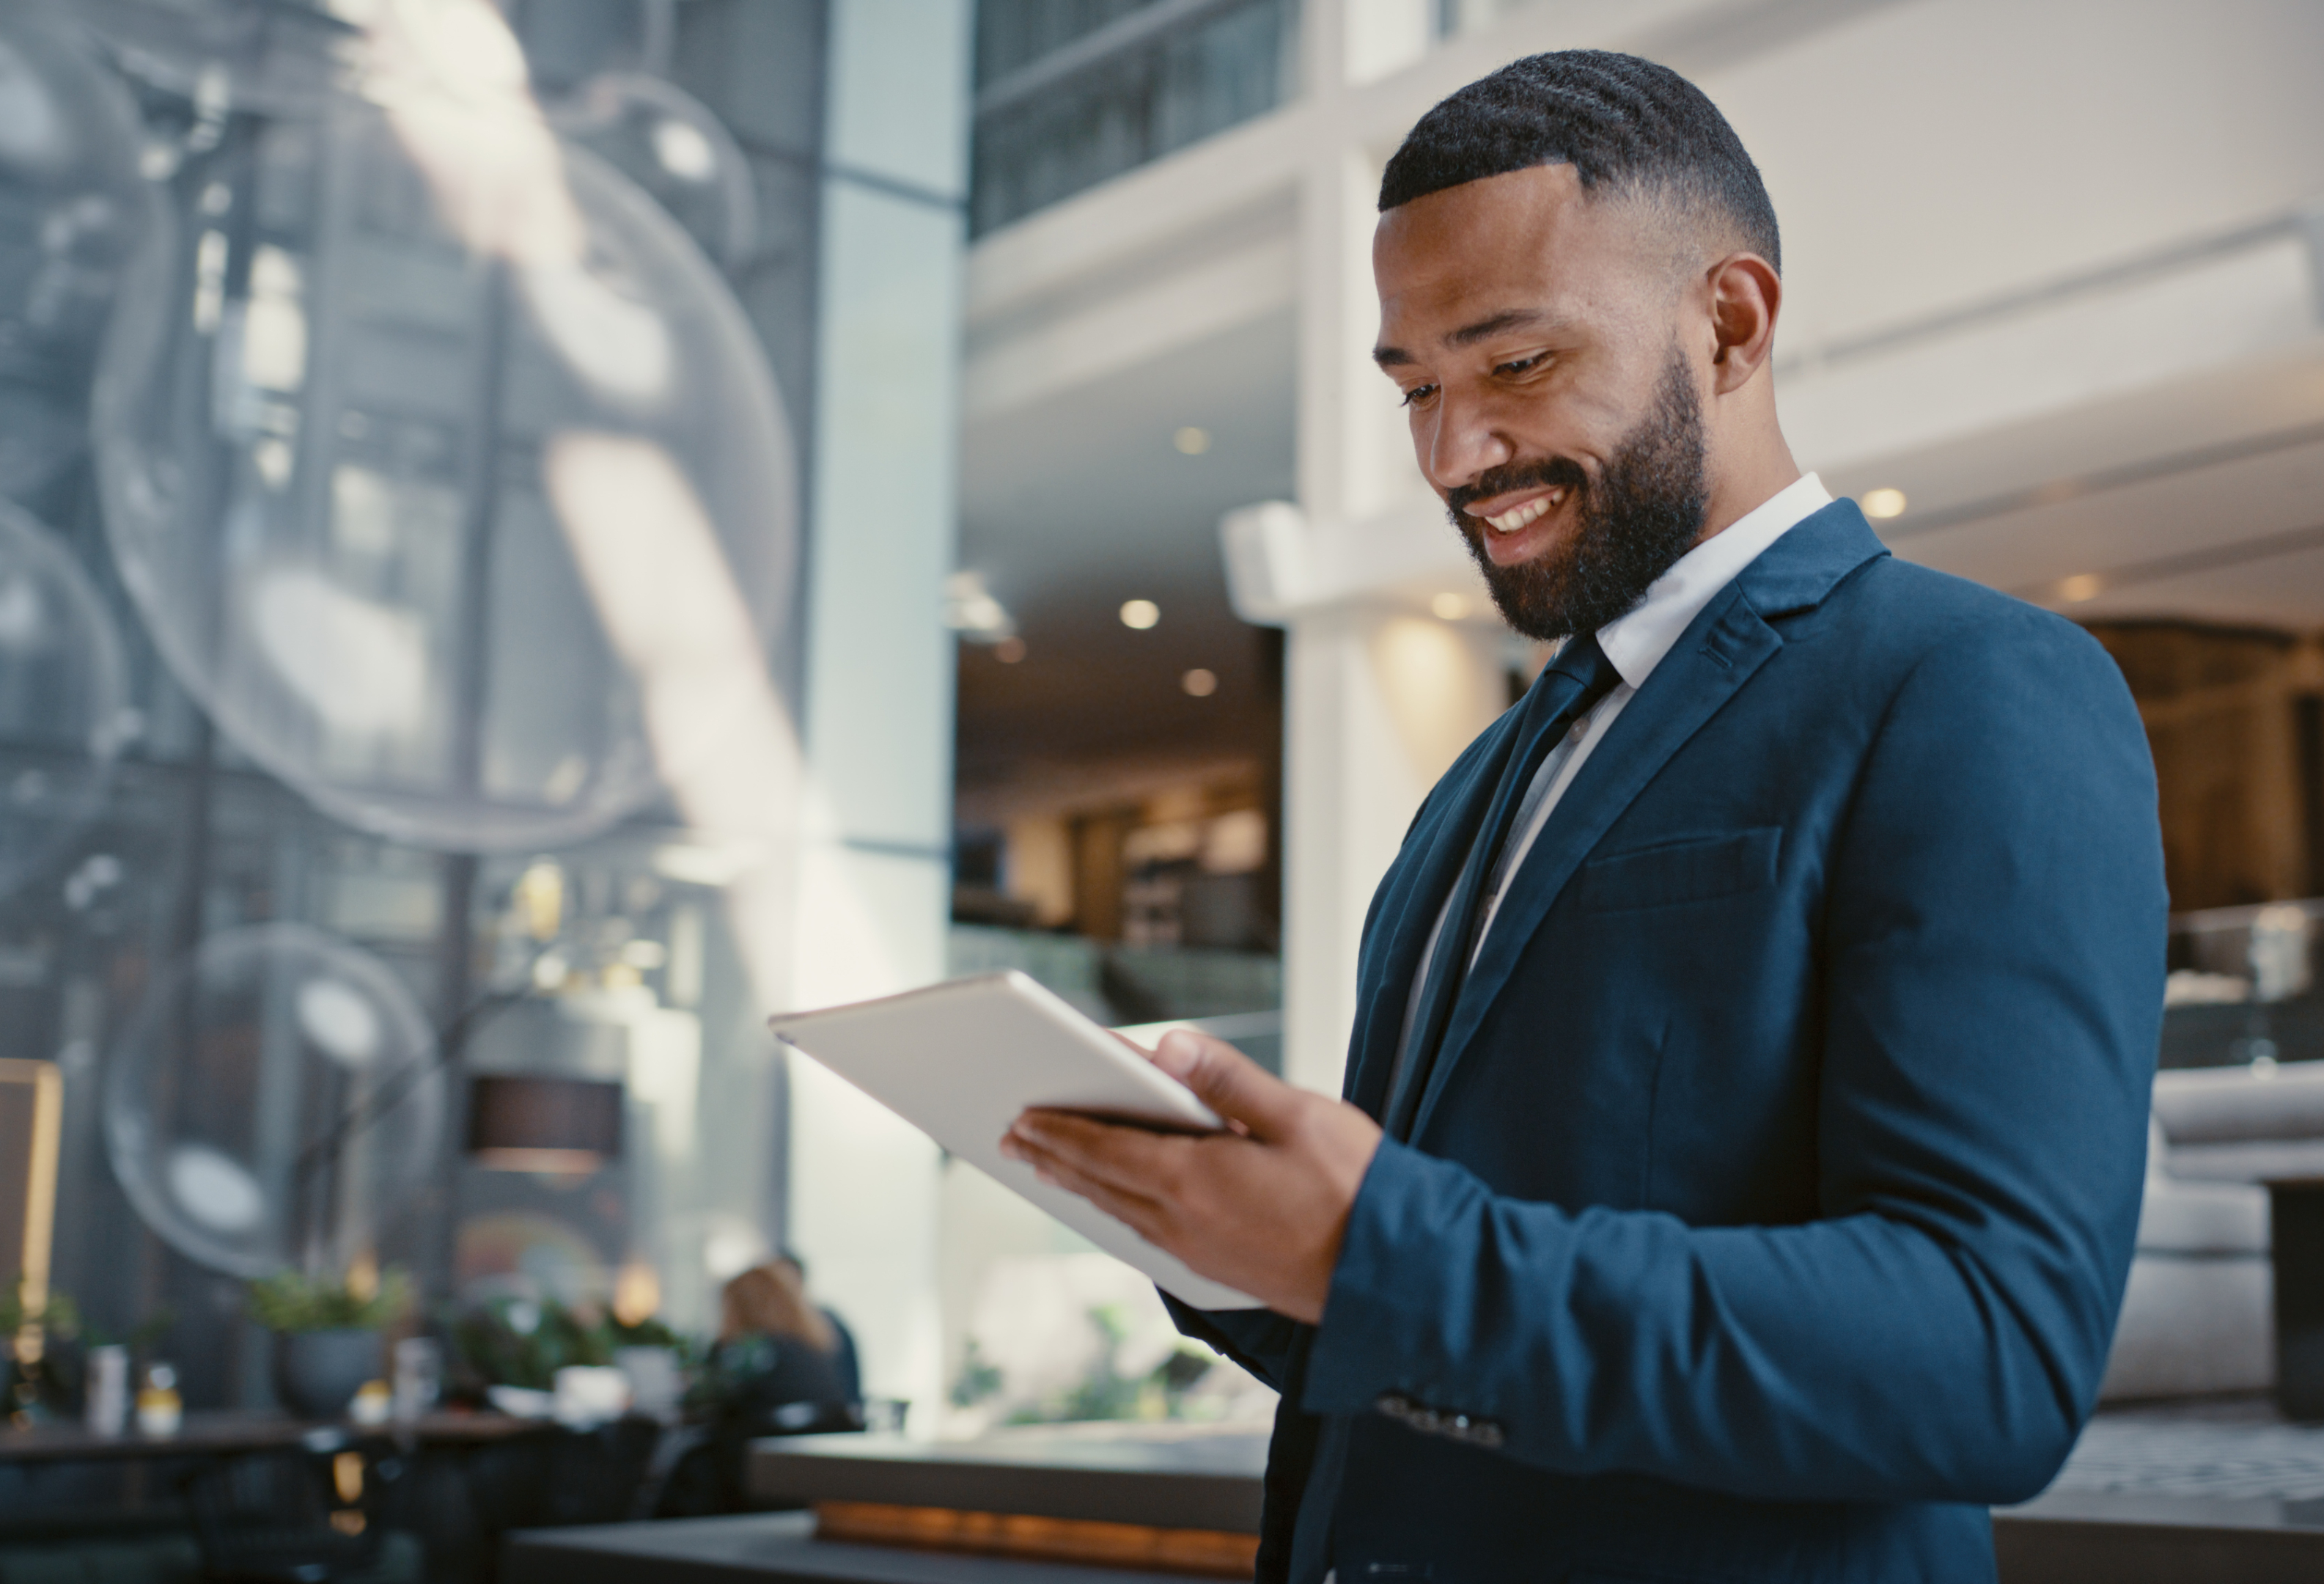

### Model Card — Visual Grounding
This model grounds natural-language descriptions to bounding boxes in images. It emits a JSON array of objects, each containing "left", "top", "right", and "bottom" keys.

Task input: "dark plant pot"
[{"left": 272, "top": 1328, "right": 381, "bottom": 1420}]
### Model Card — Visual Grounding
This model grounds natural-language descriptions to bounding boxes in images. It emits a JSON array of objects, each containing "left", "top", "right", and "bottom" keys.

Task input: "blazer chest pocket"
[{"left": 1577, "top": 827, "right": 1781, "bottom": 913}]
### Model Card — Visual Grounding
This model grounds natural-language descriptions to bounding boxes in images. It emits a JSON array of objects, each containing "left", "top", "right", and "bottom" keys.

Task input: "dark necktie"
[{"left": 1383, "top": 634, "right": 1624, "bottom": 1140}]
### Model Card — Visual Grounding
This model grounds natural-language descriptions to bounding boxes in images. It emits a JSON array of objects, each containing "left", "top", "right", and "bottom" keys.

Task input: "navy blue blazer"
[{"left": 1168, "top": 502, "right": 2166, "bottom": 1583}]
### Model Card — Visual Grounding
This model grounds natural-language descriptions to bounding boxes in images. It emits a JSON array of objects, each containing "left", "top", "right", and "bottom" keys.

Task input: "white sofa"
[{"left": 2098, "top": 1061, "right": 2324, "bottom": 1401}]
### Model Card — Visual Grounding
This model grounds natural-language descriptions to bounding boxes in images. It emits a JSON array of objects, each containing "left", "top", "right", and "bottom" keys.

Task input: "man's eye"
[
  {"left": 1495, "top": 354, "right": 1545, "bottom": 377},
  {"left": 1400, "top": 384, "right": 1438, "bottom": 407}
]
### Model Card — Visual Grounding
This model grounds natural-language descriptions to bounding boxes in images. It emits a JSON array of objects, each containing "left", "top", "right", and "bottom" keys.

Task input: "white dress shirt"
[{"left": 1389, "top": 473, "right": 1834, "bottom": 1093}]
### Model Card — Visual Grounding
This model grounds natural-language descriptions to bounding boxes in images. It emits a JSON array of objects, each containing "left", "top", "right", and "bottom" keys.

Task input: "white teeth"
[{"left": 1483, "top": 488, "right": 1564, "bottom": 534}]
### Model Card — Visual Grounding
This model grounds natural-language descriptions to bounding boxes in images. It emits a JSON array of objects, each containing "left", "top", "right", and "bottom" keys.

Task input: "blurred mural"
[{"left": 0, "top": 0, "right": 828, "bottom": 1412}]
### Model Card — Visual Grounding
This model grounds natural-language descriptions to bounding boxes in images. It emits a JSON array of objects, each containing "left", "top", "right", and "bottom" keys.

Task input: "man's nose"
[{"left": 1422, "top": 392, "right": 1515, "bottom": 497}]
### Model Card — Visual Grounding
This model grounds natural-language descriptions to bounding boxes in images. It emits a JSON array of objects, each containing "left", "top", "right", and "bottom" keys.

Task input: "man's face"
[{"left": 1373, "top": 165, "right": 1709, "bottom": 640}]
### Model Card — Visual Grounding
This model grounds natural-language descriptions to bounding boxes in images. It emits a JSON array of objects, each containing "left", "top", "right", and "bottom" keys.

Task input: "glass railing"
[
  {"left": 1433, "top": 0, "right": 1531, "bottom": 40},
  {"left": 970, "top": 0, "right": 1298, "bottom": 235},
  {"left": 977, "top": 0, "right": 1173, "bottom": 85},
  {"left": 2163, "top": 898, "right": 2324, "bottom": 1068},
  {"left": 947, "top": 924, "right": 1282, "bottom": 1071}
]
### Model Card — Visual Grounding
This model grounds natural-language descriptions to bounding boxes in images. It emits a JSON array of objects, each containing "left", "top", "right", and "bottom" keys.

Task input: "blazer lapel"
[
  {"left": 1343, "top": 714, "right": 1522, "bottom": 1115},
  {"left": 1402, "top": 501, "right": 1888, "bottom": 1141}
]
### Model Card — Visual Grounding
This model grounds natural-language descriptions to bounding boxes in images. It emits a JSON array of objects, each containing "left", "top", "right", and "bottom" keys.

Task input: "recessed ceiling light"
[
  {"left": 1173, "top": 427, "right": 1211, "bottom": 455},
  {"left": 2058, "top": 573, "right": 2103, "bottom": 604},
  {"left": 1430, "top": 592, "right": 1469, "bottom": 620},
  {"left": 1181, "top": 668, "right": 1218, "bottom": 697},
  {"left": 1861, "top": 487, "right": 1908, "bottom": 519},
  {"left": 1119, "top": 598, "right": 1160, "bottom": 630},
  {"left": 994, "top": 636, "right": 1026, "bottom": 663}
]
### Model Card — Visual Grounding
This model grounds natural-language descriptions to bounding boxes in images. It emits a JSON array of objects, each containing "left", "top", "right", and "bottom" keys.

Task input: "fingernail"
[{"left": 1153, "top": 1031, "right": 1196, "bottom": 1075}]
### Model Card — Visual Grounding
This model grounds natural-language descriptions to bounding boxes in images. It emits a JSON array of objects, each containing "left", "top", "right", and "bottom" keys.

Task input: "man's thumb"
[{"left": 1150, "top": 1029, "right": 1292, "bottom": 1135}]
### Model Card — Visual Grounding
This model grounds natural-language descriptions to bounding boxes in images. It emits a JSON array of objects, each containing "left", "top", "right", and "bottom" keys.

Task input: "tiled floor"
[{"left": 2049, "top": 1396, "right": 2324, "bottom": 1503}]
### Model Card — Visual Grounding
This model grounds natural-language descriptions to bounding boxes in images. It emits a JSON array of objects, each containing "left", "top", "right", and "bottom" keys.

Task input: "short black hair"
[{"left": 1379, "top": 50, "right": 1779, "bottom": 273}]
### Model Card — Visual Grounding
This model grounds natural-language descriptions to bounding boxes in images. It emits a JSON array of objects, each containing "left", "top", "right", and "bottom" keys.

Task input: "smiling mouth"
[{"left": 1479, "top": 486, "right": 1571, "bottom": 535}]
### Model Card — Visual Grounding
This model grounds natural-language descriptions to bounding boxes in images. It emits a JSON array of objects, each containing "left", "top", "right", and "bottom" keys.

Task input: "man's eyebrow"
[
  {"left": 1372, "top": 308, "right": 1564, "bottom": 368},
  {"left": 1446, "top": 308, "right": 1552, "bottom": 347}
]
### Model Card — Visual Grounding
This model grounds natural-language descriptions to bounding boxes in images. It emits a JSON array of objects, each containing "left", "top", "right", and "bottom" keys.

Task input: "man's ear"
[{"left": 1706, "top": 253, "right": 1781, "bottom": 394}]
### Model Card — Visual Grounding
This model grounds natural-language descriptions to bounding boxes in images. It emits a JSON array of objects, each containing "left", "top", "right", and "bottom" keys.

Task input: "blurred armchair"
[{"left": 2100, "top": 1062, "right": 2324, "bottom": 1400}]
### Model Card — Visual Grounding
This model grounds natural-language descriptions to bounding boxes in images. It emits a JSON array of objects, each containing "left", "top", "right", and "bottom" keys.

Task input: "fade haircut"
[{"left": 1378, "top": 50, "right": 1780, "bottom": 273}]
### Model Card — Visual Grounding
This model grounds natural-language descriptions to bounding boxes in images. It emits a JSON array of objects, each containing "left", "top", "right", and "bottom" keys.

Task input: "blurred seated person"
[
  {"left": 715, "top": 1261, "right": 855, "bottom": 1434},
  {"left": 655, "top": 1262, "right": 856, "bottom": 1517},
  {"left": 773, "top": 1249, "right": 860, "bottom": 1405}
]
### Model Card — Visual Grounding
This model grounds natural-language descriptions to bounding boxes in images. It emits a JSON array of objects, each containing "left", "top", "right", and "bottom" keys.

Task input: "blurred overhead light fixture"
[
  {"left": 944, "top": 570, "right": 1016, "bottom": 642},
  {"left": 650, "top": 117, "right": 717, "bottom": 183},
  {"left": 1173, "top": 427, "right": 1210, "bottom": 455},
  {"left": 649, "top": 840, "right": 765, "bottom": 888},
  {"left": 1861, "top": 488, "right": 1908, "bottom": 519},
  {"left": 2057, "top": 573, "right": 2103, "bottom": 604},
  {"left": 467, "top": 1075, "right": 623, "bottom": 1173},
  {"left": 1430, "top": 593, "right": 1469, "bottom": 620},
  {"left": 1119, "top": 599, "right": 1160, "bottom": 630},
  {"left": 1182, "top": 668, "right": 1217, "bottom": 697}
]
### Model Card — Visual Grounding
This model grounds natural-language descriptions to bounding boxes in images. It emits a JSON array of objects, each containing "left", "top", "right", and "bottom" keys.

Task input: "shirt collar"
[{"left": 1595, "top": 472, "right": 1834, "bottom": 692}]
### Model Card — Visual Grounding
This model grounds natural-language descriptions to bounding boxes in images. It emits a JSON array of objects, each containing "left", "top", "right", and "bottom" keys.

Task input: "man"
[{"left": 1003, "top": 50, "right": 2163, "bottom": 1583}]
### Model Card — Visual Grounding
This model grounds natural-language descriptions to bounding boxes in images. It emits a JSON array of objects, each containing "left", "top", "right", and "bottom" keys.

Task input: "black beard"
[{"left": 1447, "top": 351, "right": 1709, "bottom": 643}]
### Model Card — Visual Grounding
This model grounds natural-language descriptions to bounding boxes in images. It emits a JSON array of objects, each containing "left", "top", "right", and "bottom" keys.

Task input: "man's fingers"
[
  {"left": 1007, "top": 1112, "right": 1179, "bottom": 1198},
  {"left": 1002, "top": 1131, "right": 1172, "bottom": 1243},
  {"left": 1150, "top": 1029, "right": 1301, "bottom": 1139}
]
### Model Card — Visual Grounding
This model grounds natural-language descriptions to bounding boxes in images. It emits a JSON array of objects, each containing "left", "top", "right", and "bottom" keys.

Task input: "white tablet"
[{"left": 771, "top": 971, "right": 1262, "bottom": 1310}]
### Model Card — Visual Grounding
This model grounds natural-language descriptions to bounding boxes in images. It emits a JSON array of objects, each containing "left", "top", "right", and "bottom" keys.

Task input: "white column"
[
  {"left": 786, "top": 0, "right": 973, "bottom": 1433},
  {"left": 1281, "top": 606, "right": 1507, "bottom": 1092}
]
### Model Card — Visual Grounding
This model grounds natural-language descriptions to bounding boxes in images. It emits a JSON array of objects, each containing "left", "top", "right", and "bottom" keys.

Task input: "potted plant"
[
  {"left": 0, "top": 1283, "right": 81, "bottom": 1425},
  {"left": 606, "top": 1310, "right": 691, "bottom": 1421},
  {"left": 249, "top": 1268, "right": 411, "bottom": 1420}
]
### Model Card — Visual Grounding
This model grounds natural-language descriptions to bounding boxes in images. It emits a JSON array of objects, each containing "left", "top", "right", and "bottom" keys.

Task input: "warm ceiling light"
[
  {"left": 2058, "top": 573, "right": 2103, "bottom": 604},
  {"left": 1119, "top": 598, "right": 1160, "bottom": 629},
  {"left": 994, "top": 636, "right": 1026, "bottom": 663},
  {"left": 1861, "top": 487, "right": 1908, "bottom": 519},
  {"left": 1181, "top": 668, "right": 1218, "bottom": 697},
  {"left": 1430, "top": 592, "right": 1469, "bottom": 620},
  {"left": 1173, "top": 427, "right": 1211, "bottom": 455},
  {"left": 611, "top": 1261, "right": 662, "bottom": 1327}
]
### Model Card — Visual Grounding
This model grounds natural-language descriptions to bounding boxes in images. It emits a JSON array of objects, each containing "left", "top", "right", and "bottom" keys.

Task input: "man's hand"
[{"left": 1000, "top": 1030, "right": 1383, "bottom": 1323}]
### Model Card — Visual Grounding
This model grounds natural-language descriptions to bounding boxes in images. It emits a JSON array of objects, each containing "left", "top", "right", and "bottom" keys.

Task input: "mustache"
[{"left": 1445, "top": 454, "right": 1590, "bottom": 520}]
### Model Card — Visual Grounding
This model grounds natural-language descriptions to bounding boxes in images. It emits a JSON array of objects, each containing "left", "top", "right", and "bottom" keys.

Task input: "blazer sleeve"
[
  {"left": 1299, "top": 612, "right": 2167, "bottom": 1504},
  {"left": 1160, "top": 1293, "right": 1307, "bottom": 1393}
]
